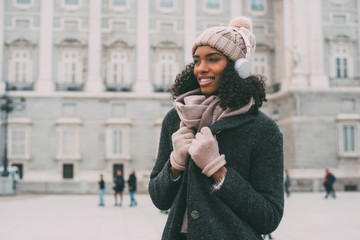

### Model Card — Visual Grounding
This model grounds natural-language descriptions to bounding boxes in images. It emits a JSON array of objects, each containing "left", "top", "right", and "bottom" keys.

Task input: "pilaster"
[
  {"left": 0, "top": 1, "right": 5, "bottom": 94},
  {"left": 134, "top": 0, "right": 152, "bottom": 93},
  {"left": 36, "top": 0, "right": 54, "bottom": 93},
  {"left": 308, "top": 0, "right": 328, "bottom": 88},
  {"left": 86, "top": 0, "right": 103, "bottom": 92},
  {"left": 184, "top": 0, "right": 196, "bottom": 64}
]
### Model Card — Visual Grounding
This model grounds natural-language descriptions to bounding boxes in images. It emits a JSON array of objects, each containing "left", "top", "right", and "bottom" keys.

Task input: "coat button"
[{"left": 190, "top": 210, "right": 199, "bottom": 219}]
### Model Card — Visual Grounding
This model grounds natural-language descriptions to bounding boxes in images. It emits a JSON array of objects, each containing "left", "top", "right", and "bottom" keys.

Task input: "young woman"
[{"left": 149, "top": 16, "right": 284, "bottom": 240}]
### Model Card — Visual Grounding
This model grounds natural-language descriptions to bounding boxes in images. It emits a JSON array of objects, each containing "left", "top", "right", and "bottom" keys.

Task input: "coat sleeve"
[
  {"left": 148, "top": 110, "right": 182, "bottom": 211},
  {"left": 213, "top": 124, "right": 284, "bottom": 234}
]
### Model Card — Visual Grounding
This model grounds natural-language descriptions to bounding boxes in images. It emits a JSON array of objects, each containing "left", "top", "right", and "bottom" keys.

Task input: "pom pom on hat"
[
  {"left": 229, "top": 16, "right": 252, "bottom": 31},
  {"left": 192, "top": 16, "right": 256, "bottom": 62}
]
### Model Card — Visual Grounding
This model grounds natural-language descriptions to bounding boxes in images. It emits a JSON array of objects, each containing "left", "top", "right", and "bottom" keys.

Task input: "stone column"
[
  {"left": 289, "top": 0, "right": 310, "bottom": 88},
  {"left": 133, "top": 0, "right": 152, "bottom": 93},
  {"left": 36, "top": 0, "right": 54, "bottom": 93},
  {"left": 308, "top": 0, "right": 328, "bottom": 88},
  {"left": 86, "top": 0, "right": 103, "bottom": 92},
  {"left": 184, "top": 0, "right": 196, "bottom": 64},
  {"left": 230, "top": 0, "right": 243, "bottom": 19},
  {"left": 0, "top": 1, "right": 5, "bottom": 94},
  {"left": 279, "top": 0, "right": 294, "bottom": 90}
]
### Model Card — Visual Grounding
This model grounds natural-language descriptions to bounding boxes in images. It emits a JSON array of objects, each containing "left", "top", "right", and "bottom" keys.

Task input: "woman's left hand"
[{"left": 188, "top": 127, "right": 226, "bottom": 177}]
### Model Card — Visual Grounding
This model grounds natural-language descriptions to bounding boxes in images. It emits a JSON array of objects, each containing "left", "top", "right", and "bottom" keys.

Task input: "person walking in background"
[
  {"left": 284, "top": 169, "right": 291, "bottom": 198},
  {"left": 323, "top": 169, "right": 336, "bottom": 199},
  {"left": 128, "top": 170, "right": 138, "bottom": 207},
  {"left": 149, "top": 16, "right": 284, "bottom": 240},
  {"left": 113, "top": 170, "right": 125, "bottom": 206},
  {"left": 98, "top": 174, "right": 105, "bottom": 206}
]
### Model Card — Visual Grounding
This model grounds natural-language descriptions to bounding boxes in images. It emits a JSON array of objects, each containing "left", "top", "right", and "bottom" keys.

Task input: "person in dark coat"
[
  {"left": 127, "top": 170, "right": 137, "bottom": 206},
  {"left": 149, "top": 16, "right": 284, "bottom": 240},
  {"left": 284, "top": 169, "right": 291, "bottom": 198},
  {"left": 324, "top": 169, "right": 336, "bottom": 199},
  {"left": 98, "top": 174, "right": 105, "bottom": 206},
  {"left": 113, "top": 170, "right": 125, "bottom": 206}
]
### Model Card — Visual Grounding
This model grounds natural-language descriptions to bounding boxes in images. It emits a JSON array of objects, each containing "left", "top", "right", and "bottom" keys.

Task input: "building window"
[
  {"left": 17, "top": 0, "right": 31, "bottom": 3},
  {"left": 106, "top": 50, "right": 131, "bottom": 90},
  {"left": 8, "top": 49, "right": 33, "bottom": 84},
  {"left": 336, "top": 57, "right": 347, "bottom": 78},
  {"left": 56, "top": 40, "right": 84, "bottom": 91},
  {"left": 105, "top": 40, "right": 132, "bottom": 91},
  {"left": 63, "top": 164, "right": 74, "bottom": 179},
  {"left": 252, "top": 53, "right": 270, "bottom": 79},
  {"left": 65, "top": 0, "right": 78, "bottom": 4},
  {"left": 206, "top": 0, "right": 219, "bottom": 8},
  {"left": 251, "top": 0, "right": 264, "bottom": 10},
  {"left": 154, "top": 47, "right": 178, "bottom": 92},
  {"left": 57, "top": 125, "right": 80, "bottom": 159},
  {"left": 113, "top": 0, "right": 126, "bottom": 6},
  {"left": 8, "top": 126, "right": 29, "bottom": 159},
  {"left": 336, "top": 114, "right": 360, "bottom": 158},
  {"left": 106, "top": 124, "right": 130, "bottom": 159},
  {"left": 160, "top": 0, "right": 173, "bottom": 7},
  {"left": 343, "top": 125, "right": 355, "bottom": 153},
  {"left": 329, "top": 37, "right": 354, "bottom": 85}
]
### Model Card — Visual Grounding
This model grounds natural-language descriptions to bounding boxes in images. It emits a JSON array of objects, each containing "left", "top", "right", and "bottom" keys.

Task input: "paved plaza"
[{"left": 0, "top": 192, "right": 359, "bottom": 240}]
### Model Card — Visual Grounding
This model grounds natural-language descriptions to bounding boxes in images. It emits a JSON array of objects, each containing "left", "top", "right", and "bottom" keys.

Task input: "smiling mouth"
[{"left": 198, "top": 78, "right": 214, "bottom": 86}]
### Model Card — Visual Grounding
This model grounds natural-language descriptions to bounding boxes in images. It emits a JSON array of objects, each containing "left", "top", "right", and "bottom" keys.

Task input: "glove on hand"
[
  {"left": 171, "top": 126, "right": 195, "bottom": 171},
  {"left": 188, "top": 127, "right": 226, "bottom": 177}
]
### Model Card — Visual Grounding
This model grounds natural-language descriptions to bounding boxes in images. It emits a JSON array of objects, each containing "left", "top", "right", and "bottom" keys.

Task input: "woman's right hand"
[{"left": 170, "top": 126, "right": 195, "bottom": 171}]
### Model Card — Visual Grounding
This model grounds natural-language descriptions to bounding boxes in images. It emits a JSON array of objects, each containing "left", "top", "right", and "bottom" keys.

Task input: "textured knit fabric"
[
  {"left": 174, "top": 88, "right": 254, "bottom": 131},
  {"left": 192, "top": 16, "right": 256, "bottom": 62},
  {"left": 148, "top": 107, "right": 284, "bottom": 240}
]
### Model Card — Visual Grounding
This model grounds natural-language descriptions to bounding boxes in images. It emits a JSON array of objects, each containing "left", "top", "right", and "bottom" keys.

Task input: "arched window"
[
  {"left": 329, "top": 35, "right": 354, "bottom": 86},
  {"left": 56, "top": 39, "right": 84, "bottom": 91},
  {"left": 105, "top": 41, "right": 132, "bottom": 91},
  {"left": 7, "top": 39, "right": 35, "bottom": 90},
  {"left": 153, "top": 42, "right": 179, "bottom": 92}
]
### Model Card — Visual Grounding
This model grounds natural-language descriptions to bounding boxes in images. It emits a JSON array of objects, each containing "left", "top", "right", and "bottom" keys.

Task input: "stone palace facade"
[{"left": 0, "top": 0, "right": 359, "bottom": 193}]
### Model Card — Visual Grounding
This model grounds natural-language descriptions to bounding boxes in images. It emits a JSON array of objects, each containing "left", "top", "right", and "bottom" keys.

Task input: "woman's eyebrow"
[{"left": 193, "top": 52, "right": 224, "bottom": 58}]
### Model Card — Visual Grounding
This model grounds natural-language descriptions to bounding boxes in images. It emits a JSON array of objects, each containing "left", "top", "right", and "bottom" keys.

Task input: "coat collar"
[{"left": 209, "top": 107, "right": 259, "bottom": 135}]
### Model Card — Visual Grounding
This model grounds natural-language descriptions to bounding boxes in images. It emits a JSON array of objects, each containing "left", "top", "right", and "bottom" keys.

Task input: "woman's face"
[{"left": 193, "top": 46, "right": 228, "bottom": 96}]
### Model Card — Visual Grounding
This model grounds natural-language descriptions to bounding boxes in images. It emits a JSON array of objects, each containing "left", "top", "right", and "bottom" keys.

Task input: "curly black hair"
[{"left": 170, "top": 60, "right": 267, "bottom": 111}]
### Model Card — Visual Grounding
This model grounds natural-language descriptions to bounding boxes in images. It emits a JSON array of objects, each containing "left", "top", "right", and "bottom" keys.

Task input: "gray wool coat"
[{"left": 148, "top": 107, "right": 284, "bottom": 240}]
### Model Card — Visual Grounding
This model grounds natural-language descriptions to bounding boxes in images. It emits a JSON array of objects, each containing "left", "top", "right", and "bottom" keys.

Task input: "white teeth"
[{"left": 200, "top": 78, "right": 212, "bottom": 82}]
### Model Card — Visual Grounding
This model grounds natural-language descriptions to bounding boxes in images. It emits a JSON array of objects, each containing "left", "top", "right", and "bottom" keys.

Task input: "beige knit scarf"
[{"left": 174, "top": 88, "right": 254, "bottom": 131}]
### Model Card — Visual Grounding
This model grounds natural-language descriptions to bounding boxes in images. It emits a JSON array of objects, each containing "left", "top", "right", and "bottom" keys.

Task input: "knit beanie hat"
[{"left": 192, "top": 16, "right": 256, "bottom": 62}]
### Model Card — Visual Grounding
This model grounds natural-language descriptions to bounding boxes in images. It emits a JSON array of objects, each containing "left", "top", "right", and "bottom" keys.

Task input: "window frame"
[
  {"left": 13, "top": 0, "right": 33, "bottom": 9},
  {"left": 105, "top": 119, "right": 131, "bottom": 160},
  {"left": 153, "top": 43, "right": 179, "bottom": 92},
  {"left": 7, "top": 119, "right": 31, "bottom": 160},
  {"left": 156, "top": 0, "right": 177, "bottom": 13},
  {"left": 248, "top": 0, "right": 267, "bottom": 16},
  {"left": 56, "top": 118, "right": 82, "bottom": 160},
  {"left": 336, "top": 114, "right": 360, "bottom": 158},
  {"left": 61, "top": 0, "right": 82, "bottom": 11},
  {"left": 109, "top": 0, "right": 130, "bottom": 12},
  {"left": 203, "top": 0, "right": 223, "bottom": 14}
]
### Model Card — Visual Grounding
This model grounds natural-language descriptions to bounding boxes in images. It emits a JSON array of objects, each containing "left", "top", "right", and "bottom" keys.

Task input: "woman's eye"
[
  {"left": 209, "top": 58, "right": 218, "bottom": 62},
  {"left": 193, "top": 59, "right": 200, "bottom": 64}
]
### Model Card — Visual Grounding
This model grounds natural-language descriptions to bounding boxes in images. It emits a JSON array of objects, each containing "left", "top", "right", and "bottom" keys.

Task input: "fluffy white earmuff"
[{"left": 233, "top": 29, "right": 252, "bottom": 79}]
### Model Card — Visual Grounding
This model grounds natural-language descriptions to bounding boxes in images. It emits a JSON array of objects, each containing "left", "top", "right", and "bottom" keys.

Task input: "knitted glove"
[
  {"left": 170, "top": 126, "right": 195, "bottom": 171},
  {"left": 188, "top": 127, "right": 226, "bottom": 177}
]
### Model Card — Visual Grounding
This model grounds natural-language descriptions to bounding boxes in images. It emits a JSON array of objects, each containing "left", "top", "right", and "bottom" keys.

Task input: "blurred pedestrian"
[
  {"left": 113, "top": 170, "right": 125, "bottom": 206},
  {"left": 323, "top": 169, "right": 336, "bottom": 199},
  {"left": 128, "top": 170, "right": 137, "bottom": 207},
  {"left": 98, "top": 174, "right": 105, "bottom": 206},
  {"left": 149, "top": 16, "right": 284, "bottom": 240},
  {"left": 284, "top": 169, "right": 291, "bottom": 198}
]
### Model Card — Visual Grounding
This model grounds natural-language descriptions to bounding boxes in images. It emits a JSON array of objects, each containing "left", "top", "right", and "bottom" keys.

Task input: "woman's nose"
[{"left": 197, "top": 61, "right": 209, "bottom": 72}]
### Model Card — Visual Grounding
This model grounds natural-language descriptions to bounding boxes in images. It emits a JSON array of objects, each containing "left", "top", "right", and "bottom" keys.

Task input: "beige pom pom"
[{"left": 229, "top": 16, "right": 252, "bottom": 31}]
